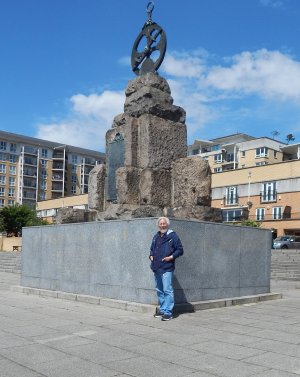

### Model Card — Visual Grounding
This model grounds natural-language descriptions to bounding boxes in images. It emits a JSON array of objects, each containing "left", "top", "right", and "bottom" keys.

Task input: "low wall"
[{"left": 21, "top": 218, "right": 272, "bottom": 304}]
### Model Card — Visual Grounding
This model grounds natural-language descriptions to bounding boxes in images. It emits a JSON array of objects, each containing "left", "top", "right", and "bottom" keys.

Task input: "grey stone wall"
[{"left": 21, "top": 219, "right": 272, "bottom": 304}]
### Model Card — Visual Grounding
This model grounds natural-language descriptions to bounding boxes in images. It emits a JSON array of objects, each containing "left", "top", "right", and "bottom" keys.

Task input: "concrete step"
[{"left": 0, "top": 252, "right": 22, "bottom": 274}]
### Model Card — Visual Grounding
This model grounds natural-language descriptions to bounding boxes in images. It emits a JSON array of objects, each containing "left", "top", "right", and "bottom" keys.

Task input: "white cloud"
[
  {"left": 162, "top": 54, "right": 204, "bottom": 78},
  {"left": 259, "top": 0, "right": 284, "bottom": 8},
  {"left": 204, "top": 49, "right": 300, "bottom": 102},
  {"left": 36, "top": 90, "right": 125, "bottom": 151}
]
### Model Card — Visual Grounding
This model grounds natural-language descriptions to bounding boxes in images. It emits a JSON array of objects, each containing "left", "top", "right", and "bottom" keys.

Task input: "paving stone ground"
[{"left": 0, "top": 272, "right": 300, "bottom": 377}]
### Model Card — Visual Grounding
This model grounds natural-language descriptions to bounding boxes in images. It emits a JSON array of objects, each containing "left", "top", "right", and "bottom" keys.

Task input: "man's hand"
[
  {"left": 162, "top": 256, "right": 173, "bottom": 262},
  {"left": 149, "top": 256, "right": 154, "bottom": 261}
]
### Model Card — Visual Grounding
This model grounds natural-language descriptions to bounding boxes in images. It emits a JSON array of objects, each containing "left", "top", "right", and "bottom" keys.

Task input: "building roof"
[{"left": 0, "top": 130, "right": 105, "bottom": 158}]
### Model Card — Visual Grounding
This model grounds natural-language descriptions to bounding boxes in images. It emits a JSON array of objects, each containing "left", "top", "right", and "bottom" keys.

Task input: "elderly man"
[{"left": 149, "top": 217, "right": 184, "bottom": 321}]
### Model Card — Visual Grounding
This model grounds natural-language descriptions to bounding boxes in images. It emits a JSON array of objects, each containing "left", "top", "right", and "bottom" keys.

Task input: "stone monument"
[
  {"left": 87, "top": 3, "right": 222, "bottom": 223},
  {"left": 21, "top": 3, "right": 273, "bottom": 309}
]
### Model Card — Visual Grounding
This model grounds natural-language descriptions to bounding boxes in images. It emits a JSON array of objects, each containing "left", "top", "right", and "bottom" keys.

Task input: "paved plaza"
[{"left": 0, "top": 272, "right": 300, "bottom": 377}]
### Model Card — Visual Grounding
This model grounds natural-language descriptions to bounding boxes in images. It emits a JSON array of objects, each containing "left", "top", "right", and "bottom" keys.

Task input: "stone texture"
[
  {"left": 124, "top": 74, "right": 186, "bottom": 123},
  {"left": 21, "top": 218, "right": 272, "bottom": 304},
  {"left": 172, "top": 156, "right": 212, "bottom": 207},
  {"left": 140, "top": 168, "right": 171, "bottom": 206},
  {"left": 167, "top": 206, "right": 222, "bottom": 222},
  {"left": 138, "top": 114, "right": 187, "bottom": 169},
  {"left": 88, "top": 164, "right": 106, "bottom": 211},
  {"left": 56, "top": 208, "right": 88, "bottom": 224},
  {"left": 115, "top": 166, "right": 140, "bottom": 204},
  {"left": 85, "top": 71, "right": 220, "bottom": 223}
]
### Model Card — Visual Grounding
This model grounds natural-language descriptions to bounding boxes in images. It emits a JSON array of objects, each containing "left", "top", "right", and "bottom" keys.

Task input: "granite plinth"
[{"left": 21, "top": 218, "right": 272, "bottom": 304}]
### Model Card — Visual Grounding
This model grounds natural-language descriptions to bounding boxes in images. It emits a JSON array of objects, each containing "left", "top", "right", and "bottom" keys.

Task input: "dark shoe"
[
  {"left": 161, "top": 314, "right": 173, "bottom": 321},
  {"left": 154, "top": 308, "right": 164, "bottom": 318}
]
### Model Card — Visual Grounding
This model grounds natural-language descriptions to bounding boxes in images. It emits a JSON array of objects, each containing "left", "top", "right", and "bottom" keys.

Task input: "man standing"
[{"left": 149, "top": 217, "right": 184, "bottom": 321}]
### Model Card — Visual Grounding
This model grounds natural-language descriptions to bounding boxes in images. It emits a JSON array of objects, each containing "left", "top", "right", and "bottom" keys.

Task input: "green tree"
[
  {"left": 286, "top": 134, "right": 295, "bottom": 144},
  {"left": 241, "top": 219, "right": 261, "bottom": 228},
  {"left": 0, "top": 204, "right": 48, "bottom": 237}
]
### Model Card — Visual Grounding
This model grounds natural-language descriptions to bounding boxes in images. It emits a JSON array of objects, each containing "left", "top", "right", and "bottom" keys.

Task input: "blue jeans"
[{"left": 154, "top": 271, "right": 174, "bottom": 316}]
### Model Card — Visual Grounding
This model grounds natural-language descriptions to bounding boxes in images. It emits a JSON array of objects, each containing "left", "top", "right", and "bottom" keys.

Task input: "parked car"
[{"left": 273, "top": 236, "right": 300, "bottom": 249}]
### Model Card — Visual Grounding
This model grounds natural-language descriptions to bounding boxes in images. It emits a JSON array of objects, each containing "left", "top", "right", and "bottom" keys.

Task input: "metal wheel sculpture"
[{"left": 131, "top": 2, "right": 167, "bottom": 75}]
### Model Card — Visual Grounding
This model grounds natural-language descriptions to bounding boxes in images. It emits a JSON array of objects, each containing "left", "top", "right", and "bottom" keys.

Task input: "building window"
[
  {"left": 41, "top": 148, "right": 48, "bottom": 158},
  {"left": 222, "top": 209, "right": 243, "bottom": 222},
  {"left": 10, "top": 143, "right": 17, "bottom": 153},
  {"left": 225, "top": 186, "right": 238, "bottom": 205},
  {"left": 8, "top": 199, "right": 14, "bottom": 206},
  {"left": 8, "top": 188, "right": 15, "bottom": 197},
  {"left": 39, "top": 192, "right": 46, "bottom": 201},
  {"left": 9, "top": 166, "right": 16, "bottom": 175},
  {"left": 72, "top": 155, "right": 78, "bottom": 164},
  {"left": 0, "top": 164, "right": 6, "bottom": 173},
  {"left": 214, "top": 154, "right": 223, "bottom": 163},
  {"left": 261, "top": 182, "right": 277, "bottom": 202},
  {"left": 241, "top": 151, "right": 246, "bottom": 157},
  {"left": 274, "top": 151, "right": 277, "bottom": 159},
  {"left": 72, "top": 164, "right": 77, "bottom": 173},
  {"left": 40, "top": 159, "right": 47, "bottom": 167},
  {"left": 256, "top": 147, "right": 268, "bottom": 158},
  {"left": 256, "top": 208, "right": 265, "bottom": 221},
  {"left": 71, "top": 175, "right": 77, "bottom": 184},
  {"left": 9, "top": 177, "right": 15, "bottom": 186},
  {"left": 256, "top": 162, "right": 268, "bottom": 166},
  {"left": 0, "top": 199, "right": 4, "bottom": 207},
  {"left": 192, "top": 149, "right": 199, "bottom": 155},
  {"left": 0, "top": 176, "right": 5, "bottom": 185},
  {"left": 213, "top": 167, "right": 222, "bottom": 173},
  {"left": 40, "top": 181, "right": 47, "bottom": 190},
  {"left": 0, "top": 141, "right": 7, "bottom": 151},
  {"left": 9, "top": 154, "right": 17, "bottom": 163},
  {"left": 272, "top": 207, "right": 282, "bottom": 220},
  {"left": 0, "top": 187, "right": 5, "bottom": 197},
  {"left": 0, "top": 153, "right": 6, "bottom": 161},
  {"left": 211, "top": 144, "right": 221, "bottom": 151},
  {"left": 225, "top": 153, "right": 234, "bottom": 162},
  {"left": 41, "top": 169, "right": 47, "bottom": 179},
  {"left": 71, "top": 185, "right": 76, "bottom": 194}
]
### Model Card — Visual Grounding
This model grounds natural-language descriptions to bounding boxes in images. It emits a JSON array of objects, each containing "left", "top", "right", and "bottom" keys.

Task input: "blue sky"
[{"left": 1, "top": 0, "right": 300, "bottom": 151}]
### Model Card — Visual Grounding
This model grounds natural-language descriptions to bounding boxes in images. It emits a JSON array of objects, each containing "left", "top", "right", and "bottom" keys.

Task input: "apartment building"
[
  {"left": 189, "top": 134, "right": 300, "bottom": 237},
  {"left": 0, "top": 130, "right": 105, "bottom": 208}
]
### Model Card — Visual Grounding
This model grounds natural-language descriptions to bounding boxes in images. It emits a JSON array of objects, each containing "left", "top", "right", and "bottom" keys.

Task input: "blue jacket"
[{"left": 150, "top": 229, "right": 184, "bottom": 273}]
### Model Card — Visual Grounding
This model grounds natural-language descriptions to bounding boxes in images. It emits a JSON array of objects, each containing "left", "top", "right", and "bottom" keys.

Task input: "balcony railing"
[{"left": 52, "top": 163, "right": 64, "bottom": 170}]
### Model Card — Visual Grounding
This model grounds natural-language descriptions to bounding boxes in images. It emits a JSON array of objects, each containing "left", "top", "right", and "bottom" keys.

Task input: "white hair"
[{"left": 156, "top": 217, "right": 170, "bottom": 226}]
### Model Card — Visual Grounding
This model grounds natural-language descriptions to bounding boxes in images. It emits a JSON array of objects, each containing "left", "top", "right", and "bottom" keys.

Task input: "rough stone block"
[
  {"left": 115, "top": 167, "right": 140, "bottom": 204},
  {"left": 88, "top": 164, "right": 106, "bottom": 211},
  {"left": 168, "top": 205, "right": 222, "bottom": 222},
  {"left": 56, "top": 208, "right": 88, "bottom": 224},
  {"left": 172, "top": 156, "right": 212, "bottom": 207},
  {"left": 140, "top": 168, "right": 171, "bottom": 207},
  {"left": 138, "top": 114, "right": 187, "bottom": 169},
  {"left": 125, "top": 72, "right": 186, "bottom": 123}
]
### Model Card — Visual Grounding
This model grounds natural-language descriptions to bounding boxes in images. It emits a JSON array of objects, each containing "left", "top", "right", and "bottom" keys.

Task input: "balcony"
[
  {"left": 260, "top": 190, "right": 277, "bottom": 203},
  {"left": 23, "top": 169, "right": 37, "bottom": 177},
  {"left": 52, "top": 163, "right": 64, "bottom": 170},
  {"left": 24, "top": 157, "right": 37, "bottom": 166},
  {"left": 53, "top": 151, "right": 68, "bottom": 160},
  {"left": 24, "top": 146, "right": 38, "bottom": 155},
  {"left": 52, "top": 174, "right": 64, "bottom": 181}
]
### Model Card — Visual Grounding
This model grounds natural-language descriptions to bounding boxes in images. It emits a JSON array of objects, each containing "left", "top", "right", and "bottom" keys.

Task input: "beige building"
[
  {"left": 189, "top": 134, "right": 300, "bottom": 237},
  {"left": 36, "top": 194, "right": 88, "bottom": 223},
  {"left": 0, "top": 130, "right": 104, "bottom": 209}
]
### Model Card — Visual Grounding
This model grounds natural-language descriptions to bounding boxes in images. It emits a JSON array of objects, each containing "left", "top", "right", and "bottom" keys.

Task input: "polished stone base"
[{"left": 21, "top": 218, "right": 272, "bottom": 305}]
